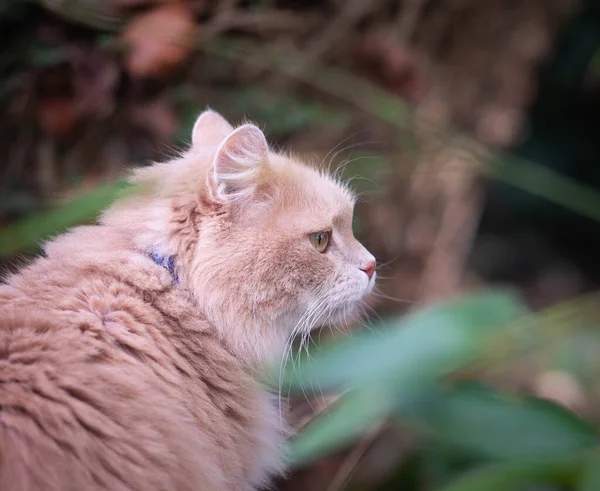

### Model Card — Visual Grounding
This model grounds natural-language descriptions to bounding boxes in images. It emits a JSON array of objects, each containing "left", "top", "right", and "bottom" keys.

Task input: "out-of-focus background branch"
[{"left": 3, "top": 0, "right": 600, "bottom": 490}]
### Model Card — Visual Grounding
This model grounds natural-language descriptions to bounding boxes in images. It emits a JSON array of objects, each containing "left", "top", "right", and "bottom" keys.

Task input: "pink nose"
[{"left": 360, "top": 260, "right": 376, "bottom": 280}]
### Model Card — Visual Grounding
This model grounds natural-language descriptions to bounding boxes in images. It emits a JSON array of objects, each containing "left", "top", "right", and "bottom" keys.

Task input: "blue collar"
[{"left": 151, "top": 252, "right": 178, "bottom": 283}]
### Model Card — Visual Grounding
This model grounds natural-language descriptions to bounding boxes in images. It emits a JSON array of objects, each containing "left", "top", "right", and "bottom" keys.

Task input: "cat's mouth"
[{"left": 366, "top": 273, "right": 376, "bottom": 294}]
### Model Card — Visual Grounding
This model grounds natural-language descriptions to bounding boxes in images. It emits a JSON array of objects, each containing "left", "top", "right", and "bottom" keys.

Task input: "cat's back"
[{"left": 0, "top": 226, "right": 230, "bottom": 491}]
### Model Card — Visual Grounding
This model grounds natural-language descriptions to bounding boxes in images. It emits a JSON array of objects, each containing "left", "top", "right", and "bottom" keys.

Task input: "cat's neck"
[
  {"left": 102, "top": 196, "right": 295, "bottom": 369},
  {"left": 40, "top": 224, "right": 276, "bottom": 370}
]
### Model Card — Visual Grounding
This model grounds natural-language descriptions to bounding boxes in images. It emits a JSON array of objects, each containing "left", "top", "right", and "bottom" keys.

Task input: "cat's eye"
[{"left": 309, "top": 231, "right": 330, "bottom": 253}]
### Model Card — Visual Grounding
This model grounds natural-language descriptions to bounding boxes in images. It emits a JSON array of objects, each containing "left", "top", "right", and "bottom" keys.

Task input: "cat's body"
[
  {"left": 0, "top": 111, "right": 376, "bottom": 491},
  {"left": 0, "top": 227, "right": 282, "bottom": 491}
]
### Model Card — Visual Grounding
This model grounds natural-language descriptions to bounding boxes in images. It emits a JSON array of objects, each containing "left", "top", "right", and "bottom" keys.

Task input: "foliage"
[
  {"left": 0, "top": 179, "right": 133, "bottom": 257},
  {"left": 277, "top": 291, "right": 600, "bottom": 490}
]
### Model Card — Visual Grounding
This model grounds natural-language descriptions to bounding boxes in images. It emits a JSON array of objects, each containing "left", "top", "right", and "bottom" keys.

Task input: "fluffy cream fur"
[{"left": 0, "top": 110, "right": 376, "bottom": 491}]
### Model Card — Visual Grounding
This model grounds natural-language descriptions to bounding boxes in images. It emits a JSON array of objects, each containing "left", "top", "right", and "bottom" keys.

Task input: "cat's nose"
[{"left": 360, "top": 260, "right": 376, "bottom": 280}]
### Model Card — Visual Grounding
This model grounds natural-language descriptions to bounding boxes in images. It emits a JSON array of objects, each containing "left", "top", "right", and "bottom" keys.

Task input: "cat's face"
[
  {"left": 125, "top": 110, "right": 376, "bottom": 362},
  {"left": 264, "top": 153, "right": 377, "bottom": 329}
]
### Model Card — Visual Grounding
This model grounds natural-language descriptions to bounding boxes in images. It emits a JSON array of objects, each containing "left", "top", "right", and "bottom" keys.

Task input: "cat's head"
[{"left": 106, "top": 110, "right": 376, "bottom": 364}]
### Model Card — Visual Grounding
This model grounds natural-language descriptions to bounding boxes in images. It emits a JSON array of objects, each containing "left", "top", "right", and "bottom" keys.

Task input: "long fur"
[{"left": 0, "top": 110, "right": 376, "bottom": 491}]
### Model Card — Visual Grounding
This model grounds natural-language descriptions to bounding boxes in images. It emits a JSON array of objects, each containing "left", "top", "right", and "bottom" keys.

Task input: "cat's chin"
[{"left": 315, "top": 302, "right": 363, "bottom": 331}]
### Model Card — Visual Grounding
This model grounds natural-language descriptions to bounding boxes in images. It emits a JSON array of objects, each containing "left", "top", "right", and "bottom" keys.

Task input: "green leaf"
[
  {"left": 578, "top": 450, "right": 600, "bottom": 491},
  {"left": 0, "top": 179, "right": 136, "bottom": 257},
  {"left": 227, "top": 86, "right": 349, "bottom": 138},
  {"left": 281, "top": 290, "right": 528, "bottom": 393},
  {"left": 281, "top": 291, "right": 529, "bottom": 467},
  {"left": 436, "top": 457, "right": 583, "bottom": 491},
  {"left": 418, "top": 384, "right": 598, "bottom": 461},
  {"left": 288, "top": 384, "right": 394, "bottom": 467},
  {"left": 488, "top": 153, "right": 600, "bottom": 224}
]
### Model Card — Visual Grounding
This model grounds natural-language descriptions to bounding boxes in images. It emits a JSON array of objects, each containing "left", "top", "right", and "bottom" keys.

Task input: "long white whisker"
[
  {"left": 297, "top": 293, "right": 337, "bottom": 407},
  {"left": 278, "top": 291, "right": 331, "bottom": 424},
  {"left": 371, "top": 287, "right": 414, "bottom": 304},
  {"left": 278, "top": 297, "right": 321, "bottom": 426},
  {"left": 329, "top": 142, "right": 381, "bottom": 179},
  {"left": 320, "top": 131, "right": 367, "bottom": 173}
]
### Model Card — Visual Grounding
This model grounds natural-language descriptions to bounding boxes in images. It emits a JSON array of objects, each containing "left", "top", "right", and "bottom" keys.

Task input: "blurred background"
[{"left": 3, "top": 0, "right": 600, "bottom": 490}]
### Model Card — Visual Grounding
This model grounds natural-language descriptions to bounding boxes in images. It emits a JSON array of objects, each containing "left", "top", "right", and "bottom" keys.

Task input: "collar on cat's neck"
[{"left": 150, "top": 251, "right": 178, "bottom": 283}]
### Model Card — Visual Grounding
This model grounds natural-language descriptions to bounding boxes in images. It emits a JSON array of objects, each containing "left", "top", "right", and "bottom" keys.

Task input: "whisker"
[
  {"left": 376, "top": 256, "right": 400, "bottom": 270},
  {"left": 335, "top": 155, "right": 382, "bottom": 182},
  {"left": 278, "top": 295, "right": 325, "bottom": 426},
  {"left": 319, "top": 131, "right": 370, "bottom": 173},
  {"left": 360, "top": 302, "right": 382, "bottom": 330},
  {"left": 282, "top": 292, "right": 330, "bottom": 413},
  {"left": 371, "top": 288, "right": 415, "bottom": 305},
  {"left": 329, "top": 142, "right": 383, "bottom": 179},
  {"left": 371, "top": 274, "right": 397, "bottom": 280}
]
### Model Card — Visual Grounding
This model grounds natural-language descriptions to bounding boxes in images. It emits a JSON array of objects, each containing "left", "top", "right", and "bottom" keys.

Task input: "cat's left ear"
[
  {"left": 210, "top": 124, "right": 269, "bottom": 204},
  {"left": 192, "top": 109, "right": 234, "bottom": 148}
]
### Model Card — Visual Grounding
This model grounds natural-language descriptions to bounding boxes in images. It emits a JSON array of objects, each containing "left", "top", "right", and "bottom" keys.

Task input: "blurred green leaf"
[
  {"left": 283, "top": 291, "right": 529, "bottom": 467},
  {"left": 437, "top": 456, "right": 583, "bottom": 491},
  {"left": 335, "top": 152, "right": 390, "bottom": 196},
  {"left": 281, "top": 290, "right": 528, "bottom": 393},
  {"left": 489, "top": 154, "right": 600, "bottom": 224},
  {"left": 578, "top": 450, "right": 600, "bottom": 491},
  {"left": 289, "top": 384, "right": 393, "bottom": 467},
  {"left": 0, "top": 179, "right": 135, "bottom": 257},
  {"left": 26, "top": 40, "right": 66, "bottom": 68},
  {"left": 0, "top": 190, "right": 38, "bottom": 215},
  {"left": 417, "top": 384, "right": 597, "bottom": 461},
  {"left": 284, "top": 291, "right": 600, "bottom": 470},
  {"left": 228, "top": 86, "right": 349, "bottom": 139}
]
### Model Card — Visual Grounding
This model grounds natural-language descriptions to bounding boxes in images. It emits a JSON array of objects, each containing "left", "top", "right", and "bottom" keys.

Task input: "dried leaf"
[
  {"left": 36, "top": 66, "right": 79, "bottom": 139},
  {"left": 34, "top": 46, "right": 120, "bottom": 138},
  {"left": 37, "top": 96, "right": 77, "bottom": 138},
  {"left": 122, "top": 3, "right": 197, "bottom": 78},
  {"left": 129, "top": 97, "right": 179, "bottom": 141},
  {"left": 354, "top": 35, "right": 425, "bottom": 101},
  {"left": 65, "top": 47, "right": 120, "bottom": 119}
]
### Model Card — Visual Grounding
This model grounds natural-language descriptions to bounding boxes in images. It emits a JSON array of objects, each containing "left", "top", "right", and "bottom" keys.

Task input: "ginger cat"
[{"left": 0, "top": 110, "right": 376, "bottom": 491}]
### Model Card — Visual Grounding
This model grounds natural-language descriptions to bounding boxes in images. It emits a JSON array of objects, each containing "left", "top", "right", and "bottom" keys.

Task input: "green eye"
[{"left": 309, "top": 231, "right": 330, "bottom": 253}]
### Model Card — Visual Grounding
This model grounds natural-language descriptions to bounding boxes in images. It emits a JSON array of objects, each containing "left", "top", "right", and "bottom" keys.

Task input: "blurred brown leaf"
[
  {"left": 68, "top": 48, "right": 120, "bottom": 119},
  {"left": 129, "top": 96, "right": 179, "bottom": 141},
  {"left": 37, "top": 96, "right": 78, "bottom": 139},
  {"left": 34, "top": 47, "right": 119, "bottom": 139},
  {"left": 354, "top": 35, "right": 426, "bottom": 102},
  {"left": 122, "top": 2, "right": 197, "bottom": 78},
  {"left": 35, "top": 66, "right": 79, "bottom": 139}
]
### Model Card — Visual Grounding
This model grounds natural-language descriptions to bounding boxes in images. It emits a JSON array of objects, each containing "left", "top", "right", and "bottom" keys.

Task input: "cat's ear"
[
  {"left": 210, "top": 124, "right": 268, "bottom": 203},
  {"left": 191, "top": 109, "right": 234, "bottom": 147}
]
